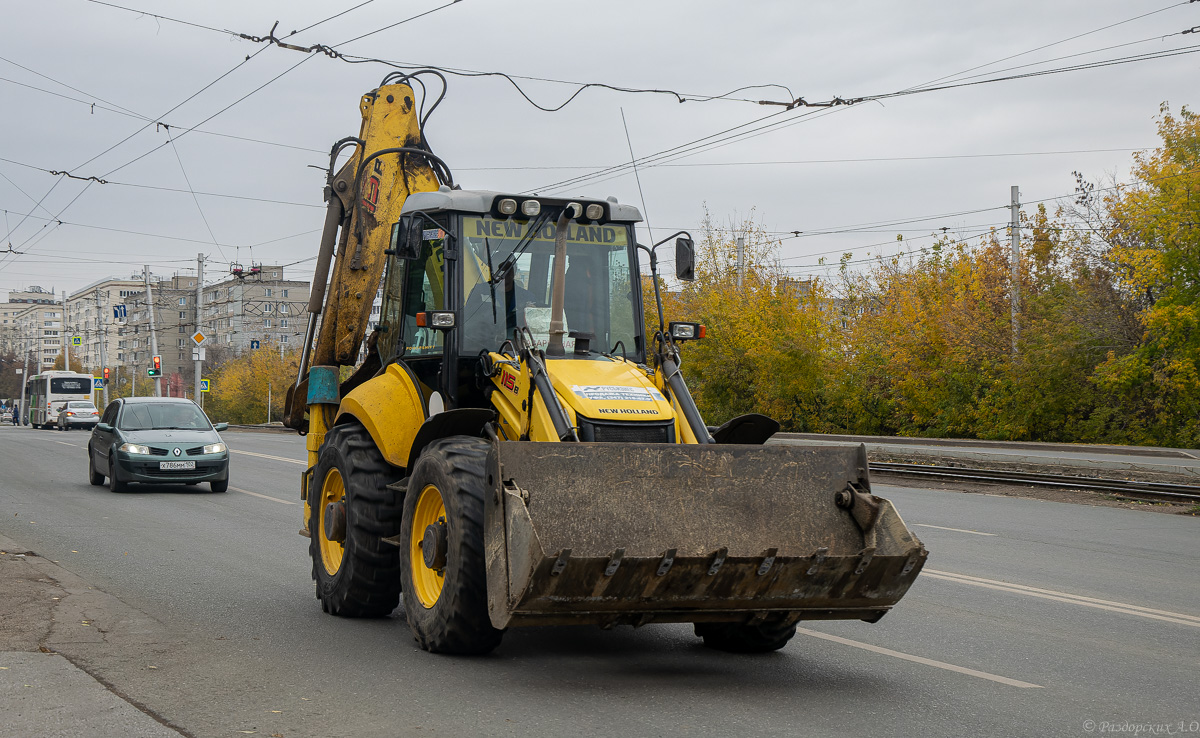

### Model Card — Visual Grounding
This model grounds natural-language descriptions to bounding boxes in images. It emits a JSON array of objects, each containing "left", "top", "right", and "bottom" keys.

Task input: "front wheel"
[
  {"left": 694, "top": 620, "right": 798, "bottom": 653},
  {"left": 400, "top": 436, "right": 503, "bottom": 655},
  {"left": 88, "top": 449, "right": 105, "bottom": 486},
  {"left": 108, "top": 458, "right": 126, "bottom": 493},
  {"left": 210, "top": 479, "right": 228, "bottom": 493},
  {"left": 309, "top": 424, "right": 403, "bottom": 616}
]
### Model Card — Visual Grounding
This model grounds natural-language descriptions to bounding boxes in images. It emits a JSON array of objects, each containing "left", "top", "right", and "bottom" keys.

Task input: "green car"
[{"left": 88, "top": 397, "right": 230, "bottom": 493}]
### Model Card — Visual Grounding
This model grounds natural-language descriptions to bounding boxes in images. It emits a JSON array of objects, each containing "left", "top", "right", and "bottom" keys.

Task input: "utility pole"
[
  {"left": 95, "top": 289, "right": 109, "bottom": 406},
  {"left": 1010, "top": 185, "right": 1020, "bottom": 356},
  {"left": 62, "top": 290, "right": 70, "bottom": 370},
  {"left": 736, "top": 236, "right": 745, "bottom": 289},
  {"left": 144, "top": 266, "right": 161, "bottom": 397},
  {"left": 194, "top": 253, "right": 204, "bottom": 403},
  {"left": 19, "top": 334, "right": 30, "bottom": 426}
]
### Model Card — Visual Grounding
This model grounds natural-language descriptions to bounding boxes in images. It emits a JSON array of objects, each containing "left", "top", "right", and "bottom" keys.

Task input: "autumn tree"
[
  {"left": 203, "top": 344, "right": 300, "bottom": 424},
  {"left": 1091, "top": 104, "right": 1200, "bottom": 446}
]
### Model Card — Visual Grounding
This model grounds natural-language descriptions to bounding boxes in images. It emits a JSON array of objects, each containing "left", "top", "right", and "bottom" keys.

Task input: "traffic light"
[
  {"left": 148, "top": 355, "right": 162, "bottom": 377},
  {"left": 103, "top": 367, "right": 110, "bottom": 386}
]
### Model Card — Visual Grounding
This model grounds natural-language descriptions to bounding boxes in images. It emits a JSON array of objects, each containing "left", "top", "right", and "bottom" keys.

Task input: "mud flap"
[{"left": 483, "top": 442, "right": 927, "bottom": 629}]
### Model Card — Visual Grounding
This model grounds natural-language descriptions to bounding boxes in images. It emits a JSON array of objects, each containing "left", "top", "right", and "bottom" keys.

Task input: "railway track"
[{"left": 870, "top": 462, "right": 1200, "bottom": 503}]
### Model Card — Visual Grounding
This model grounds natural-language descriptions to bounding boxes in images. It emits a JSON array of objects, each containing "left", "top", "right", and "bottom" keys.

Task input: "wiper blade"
[{"left": 490, "top": 211, "right": 551, "bottom": 285}]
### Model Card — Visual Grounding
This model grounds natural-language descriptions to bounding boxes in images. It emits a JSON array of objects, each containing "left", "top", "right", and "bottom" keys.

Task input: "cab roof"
[{"left": 401, "top": 188, "right": 643, "bottom": 223}]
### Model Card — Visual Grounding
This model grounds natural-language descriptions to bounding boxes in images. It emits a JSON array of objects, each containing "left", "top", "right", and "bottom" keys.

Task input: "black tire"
[
  {"left": 309, "top": 423, "right": 404, "bottom": 617},
  {"left": 108, "top": 458, "right": 126, "bottom": 493},
  {"left": 87, "top": 449, "right": 105, "bottom": 486},
  {"left": 210, "top": 479, "right": 228, "bottom": 493},
  {"left": 400, "top": 436, "right": 503, "bottom": 655},
  {"left": 694, "top": 621, "right": 798, "bottom": 653}
]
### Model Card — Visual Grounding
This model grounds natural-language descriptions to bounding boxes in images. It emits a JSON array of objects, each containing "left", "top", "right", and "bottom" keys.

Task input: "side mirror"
[
  {"left": 390, "top": 216, "right": 424, "bottom": 260},
  {"left": 95, "top": 422, "right": 113, "bottom": 432},
  {"left": 213, "top": 422, "right": 228, "bottom": 432},
  {"left": 675, "top": 237, "right": 695, "bottom": 281}
]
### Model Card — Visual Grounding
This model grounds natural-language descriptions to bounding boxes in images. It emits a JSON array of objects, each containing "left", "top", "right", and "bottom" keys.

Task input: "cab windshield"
[{"left": 459, "top": 215, "right": 640, "bottom": 357}]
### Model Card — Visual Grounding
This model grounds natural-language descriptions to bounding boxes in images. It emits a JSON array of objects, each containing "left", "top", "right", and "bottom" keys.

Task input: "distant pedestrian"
[{"left": 11, "top": 402, "right": 18, "bottom": 425}]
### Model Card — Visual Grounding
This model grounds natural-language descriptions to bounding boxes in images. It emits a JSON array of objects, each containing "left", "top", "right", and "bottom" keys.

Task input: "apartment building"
[
  {"left": 118, "top": 273, "right": 204, "bottom": 385},
  {"left": 1, "top": 286, "right": 60, "bottom": 358},
  {"left": 64, "top": 277, "right": 144, "bottom": 371},
  {"left": 202, "top": 265, "right": 310, "bottom": 352}
]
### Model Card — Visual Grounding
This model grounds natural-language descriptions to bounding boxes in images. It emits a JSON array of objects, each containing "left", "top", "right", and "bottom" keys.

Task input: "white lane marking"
[
  {"left": 55, "top": 441, "right": 81, "bottom": 448},
  {"left": 925, "top": 569, "right": 1200, "bottom": 628},
  {"left": 914, "top": 523, "right": 996, "bottom": 536},
  {"left": 796, "top": 627, "right": 1043, "bottom": 689},
  {"left": 231, "top": 449, "right": 306, "bottom": 466},
  {"left": 230, "top": 486, "right": 296, "bottom": 505}
]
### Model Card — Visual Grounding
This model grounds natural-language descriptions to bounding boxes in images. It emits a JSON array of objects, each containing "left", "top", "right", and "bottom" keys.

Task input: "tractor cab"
[{"left": 379, "top": 190, "right": 659, "bottom": 414}]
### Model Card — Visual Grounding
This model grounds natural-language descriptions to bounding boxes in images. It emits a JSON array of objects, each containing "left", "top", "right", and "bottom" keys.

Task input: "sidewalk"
[{"left": 0, "top": 535, "right": 185, "bottom": 738}]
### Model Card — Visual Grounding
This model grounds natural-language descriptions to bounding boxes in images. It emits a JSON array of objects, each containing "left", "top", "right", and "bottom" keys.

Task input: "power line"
[
  {"left": 898, "top": 2, "right": 1190, "bottom": 94},
  {"left": 82, "top": 0, "right": 233, "bottom": 36},
  {"left": 529, "top": 42, "right": 1200, "bottom": 195},
  {"left": 166, "top": 129, "right": 226, "bottom": 260}
]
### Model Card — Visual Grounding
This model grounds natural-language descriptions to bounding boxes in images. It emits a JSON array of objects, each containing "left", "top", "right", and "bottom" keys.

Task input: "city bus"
[{"left": 24, "top": 371, "right": 94, "bottom": 428}]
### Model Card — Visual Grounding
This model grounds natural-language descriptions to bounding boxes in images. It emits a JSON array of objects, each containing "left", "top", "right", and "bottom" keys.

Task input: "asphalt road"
[{"left": 1, "top": 424, "right": 1197, "bottom": 737}]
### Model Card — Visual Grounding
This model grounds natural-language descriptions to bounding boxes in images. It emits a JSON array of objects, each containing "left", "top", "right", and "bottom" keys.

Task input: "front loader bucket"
[{"left": 483, "top": 442, "right": 927, "bottom": 630}]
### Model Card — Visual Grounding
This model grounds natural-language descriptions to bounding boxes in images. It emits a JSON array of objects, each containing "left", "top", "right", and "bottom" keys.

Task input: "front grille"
[
  {"left": 185, "top": 446, "right": 205, "bottom": 456},
  {"left": 132, "top": 462, "right": 222, "bottom": 477},
  {"left": 149, "top": 447, "right": 169, "bottom": 456},
  {"left": 577, "top": 416, "right": 674, "bottom": 443}
]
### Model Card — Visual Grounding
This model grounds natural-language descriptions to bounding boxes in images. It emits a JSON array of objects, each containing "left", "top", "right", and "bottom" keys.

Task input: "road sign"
[
  {"left": 192, "top": 347, "right": 206, "bottom": 361},
  {"left": 72, "top": 336, "right": 81, "bottom": 346},
  {"left": 93, "top": 377, "right": 103, "bottom": 389},
  {"left": 250, "top": 340, "right": 261, "bottom": 350},
  {"left": 200, "top": 379, "right": 210, "bottom": 393},
  {"left": 113, "top": 305, "right": 127, "bottom": 320},
  {"left": 191, "top": 330, "right": 208, "bottom": 345}
]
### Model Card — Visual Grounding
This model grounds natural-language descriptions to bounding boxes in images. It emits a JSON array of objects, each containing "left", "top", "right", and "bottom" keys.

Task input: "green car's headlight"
[
  {"left": 119, "top": 443, "right": 152, "bottom": 455},
  {"left": 202, "top": 442, "right": 227, "bottom": 455}
]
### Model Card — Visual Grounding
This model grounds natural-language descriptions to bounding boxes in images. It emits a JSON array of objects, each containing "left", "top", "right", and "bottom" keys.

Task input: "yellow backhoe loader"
[{"left": 285, "top": 72, "right": 926, "bottom": 654}]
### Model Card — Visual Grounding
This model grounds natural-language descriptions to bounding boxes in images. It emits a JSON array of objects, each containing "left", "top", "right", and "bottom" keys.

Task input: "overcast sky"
[{"left": 1, "top": 0, "right": 1196, "bottom": 299}]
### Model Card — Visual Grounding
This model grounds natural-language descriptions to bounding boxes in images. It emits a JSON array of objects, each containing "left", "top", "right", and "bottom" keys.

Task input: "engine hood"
[
  {"left": 545, "top": 358, "right": 673, "bottom": 422},
  {"left": 120, "top": 429, "right": 222, "bottom": 446}
]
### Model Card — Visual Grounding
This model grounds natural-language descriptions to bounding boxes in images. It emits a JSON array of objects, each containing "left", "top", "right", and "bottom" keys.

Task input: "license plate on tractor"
[{"left": 159, "top": 461, "right": 195, "bottom": 470}]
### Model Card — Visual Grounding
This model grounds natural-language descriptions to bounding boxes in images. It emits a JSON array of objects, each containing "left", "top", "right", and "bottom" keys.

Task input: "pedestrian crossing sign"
[{"left": 200, "top": 379, "right": 210, "bottom": 393}]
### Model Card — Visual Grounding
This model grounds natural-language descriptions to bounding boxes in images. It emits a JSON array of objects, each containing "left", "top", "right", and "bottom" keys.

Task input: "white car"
[{"left": 56, "top": 401, "right": 100, "bottom": 431}]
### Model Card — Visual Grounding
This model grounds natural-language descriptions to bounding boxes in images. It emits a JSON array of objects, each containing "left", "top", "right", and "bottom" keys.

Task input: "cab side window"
[
  {"left": 401, "top": 240, "right": 446, "bottom": 358},
  {"left": 101, "top": 403, "right": 119, "bottom": 426}
]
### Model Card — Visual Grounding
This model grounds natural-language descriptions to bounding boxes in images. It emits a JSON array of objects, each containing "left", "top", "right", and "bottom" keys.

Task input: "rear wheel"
[
  {"left": 400, "top": 436, "right": 502, "bottom": 655},
  {"left": 694, "top": 621, "right": 797, "bottom": 653},
  {"left": 309, "top": 424, "right": 403, "bottom": 616}
]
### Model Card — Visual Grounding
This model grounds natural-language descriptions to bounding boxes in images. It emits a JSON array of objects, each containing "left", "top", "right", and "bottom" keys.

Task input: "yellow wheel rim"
[
  {"left": 410, "top": 484, "right": 447, "bottom": 608},
  {"left": 317, "top": 468, "right": 346, "bottom": 575}
]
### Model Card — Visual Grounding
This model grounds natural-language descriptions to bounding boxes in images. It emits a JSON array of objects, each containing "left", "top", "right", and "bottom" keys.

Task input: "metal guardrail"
[{"left": 871, "top": 462, "right": 1200, "bottom": 503}]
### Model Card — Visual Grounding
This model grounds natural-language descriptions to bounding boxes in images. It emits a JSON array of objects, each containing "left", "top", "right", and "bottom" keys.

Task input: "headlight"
[
  {"left": 202, "top": 442, "right": 227, "bottom": 455},
  {"left": 119, "top": 443, "right": 152, "bottom": 455}
]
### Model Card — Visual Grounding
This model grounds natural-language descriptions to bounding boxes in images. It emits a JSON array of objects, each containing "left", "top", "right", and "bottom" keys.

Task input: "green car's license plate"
[{"left": 159, "top": 461, "right": 195, "bottom": 470}]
